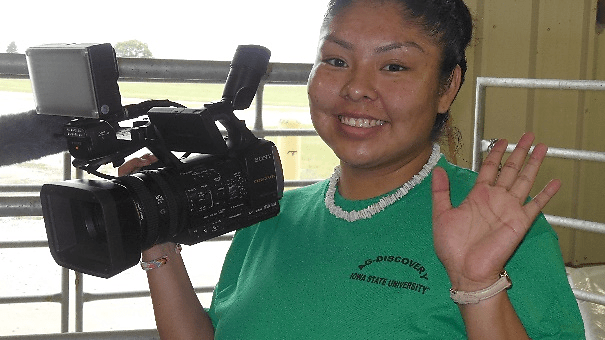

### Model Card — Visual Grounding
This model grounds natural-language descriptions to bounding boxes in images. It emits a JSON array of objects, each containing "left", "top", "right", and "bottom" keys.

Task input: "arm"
[
  {"left": 431, "top": 133, "right": 561, "bottom": 339},
  {"left": 119, "top": 155, "right": 215, "bottom": 340},
  {"left": 455, "top": 292, "right": 529, "bottom": 339},
  {"left": 144, "top": 243, "right": 215, "bottom": 340}
]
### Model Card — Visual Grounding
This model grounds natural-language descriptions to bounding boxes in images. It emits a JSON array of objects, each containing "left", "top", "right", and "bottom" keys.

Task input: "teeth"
[{"left": 339, "top": 115, "right": 386, "bottom": 128}]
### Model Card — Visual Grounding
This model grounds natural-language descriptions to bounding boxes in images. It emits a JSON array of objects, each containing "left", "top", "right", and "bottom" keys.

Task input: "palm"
[{"left": 431, "top": 133, "right": 560, "bottom": 290}]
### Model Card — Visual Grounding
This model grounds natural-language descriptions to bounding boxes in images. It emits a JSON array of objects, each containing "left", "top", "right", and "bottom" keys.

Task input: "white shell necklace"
[{"left": 325, "top": 143, "right": 441, "bottom": 222}]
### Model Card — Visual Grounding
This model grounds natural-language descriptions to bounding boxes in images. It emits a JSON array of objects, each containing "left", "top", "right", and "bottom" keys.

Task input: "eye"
[
  {"left": 382, "top": 64, "right": 408, "bottom": 72},
  {"left": 324, "top": 58, "right": 348, "bottom": 68}
]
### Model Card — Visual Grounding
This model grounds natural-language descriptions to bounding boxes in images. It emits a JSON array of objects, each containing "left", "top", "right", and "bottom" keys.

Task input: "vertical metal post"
[
  {"left": 472, "top": 78, "right": 487, "bottom": 172},
  {"left": 75, "top": 272, "right": 84, "bottom": 332},
  {"left": 254, "top": 83, "right": 265, "bottom": 132},
  {"left": 60, "top": 268, "right": 69, "bottom": 333},
  {"left": 74, "top": 161, "right": 85, "bottom": 332},
  {"left": 60, "top": 152, "right": 72, "bottom": 332}
]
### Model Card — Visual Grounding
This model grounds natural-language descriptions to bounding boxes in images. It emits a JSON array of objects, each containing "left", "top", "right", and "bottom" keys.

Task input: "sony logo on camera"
[{"left": 254, "top": 154, "right": 272, "bottom": 163}]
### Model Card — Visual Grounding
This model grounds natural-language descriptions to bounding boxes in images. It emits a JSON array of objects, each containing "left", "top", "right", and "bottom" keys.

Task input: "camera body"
[{"left": 27, "top": 43, "right": 284, "bottom": 278}]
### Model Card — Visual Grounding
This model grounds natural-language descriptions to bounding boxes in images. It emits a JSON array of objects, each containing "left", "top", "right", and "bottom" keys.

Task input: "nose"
[{"left": 340, "top": 66, "right": 378, "bottom": 101}]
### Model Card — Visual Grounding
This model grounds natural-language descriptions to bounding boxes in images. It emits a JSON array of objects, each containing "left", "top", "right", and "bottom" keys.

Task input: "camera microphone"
[{"left": 0, "top": 110, "right": 70, "bottom": 167}]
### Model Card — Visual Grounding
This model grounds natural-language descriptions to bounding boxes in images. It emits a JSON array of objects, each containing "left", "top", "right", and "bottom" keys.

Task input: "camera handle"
[
  {"left": 204, "top": 100, "right": 260, "bottom": 154},
  {"left": 144, "top": 125, "right": 186, "bottom": 170}
]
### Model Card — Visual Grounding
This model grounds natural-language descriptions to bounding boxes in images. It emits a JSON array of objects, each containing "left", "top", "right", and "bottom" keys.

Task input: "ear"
[{"left": 437, "top": 65, "right": 462, "bottom": 114}]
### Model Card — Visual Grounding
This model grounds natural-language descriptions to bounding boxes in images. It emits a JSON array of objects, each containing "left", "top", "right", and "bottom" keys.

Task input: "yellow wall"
[{"left": 450, "top": 0, "right": 605, "bottom": 265}]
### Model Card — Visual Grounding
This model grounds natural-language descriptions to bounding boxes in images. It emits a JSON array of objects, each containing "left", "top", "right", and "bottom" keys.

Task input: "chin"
[{"left": 334, "top": 148, "right": 382, "bottom": 169}]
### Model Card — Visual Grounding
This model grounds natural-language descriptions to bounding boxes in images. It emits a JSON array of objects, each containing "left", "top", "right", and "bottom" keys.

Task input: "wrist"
[
  {"left": 142, "top": 242, "right": 180, "bottom": 262},
  {"left": 450, "top": 271, "right": 512, "bottom": 305}
]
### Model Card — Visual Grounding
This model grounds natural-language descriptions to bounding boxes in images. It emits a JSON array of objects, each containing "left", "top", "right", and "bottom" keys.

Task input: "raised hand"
[{"left": 431, "top": 132, "right": 561, "bottom": 291}]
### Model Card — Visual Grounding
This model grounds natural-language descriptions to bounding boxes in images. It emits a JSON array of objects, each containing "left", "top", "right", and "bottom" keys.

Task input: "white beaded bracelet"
[
  {"left": 450, "top": 271, "right": 512, "bottom": 304},
  {"left": 140, "top": 244, "right": 182, "bottom": 271}
]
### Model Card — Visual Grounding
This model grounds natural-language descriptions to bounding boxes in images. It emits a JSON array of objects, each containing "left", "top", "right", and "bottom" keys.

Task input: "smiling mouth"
[{"left": 338, "top": 115, "right": 387, "bottom": 128}]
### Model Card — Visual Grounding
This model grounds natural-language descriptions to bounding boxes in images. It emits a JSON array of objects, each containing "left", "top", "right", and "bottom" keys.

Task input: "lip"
[
  {"left": 337, "top": 114, "right": 388, "bottom": 128},
  {"left": 332, "top": 113, "right": 388, "bottom": 139}
]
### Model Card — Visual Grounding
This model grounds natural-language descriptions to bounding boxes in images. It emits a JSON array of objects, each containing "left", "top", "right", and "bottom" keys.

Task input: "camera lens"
[
  {"left": 80, "top": 201, "right": 107, "bottom": 243},
  {"left": 118, "top": 171, "right": 180, "bottom": 250}
]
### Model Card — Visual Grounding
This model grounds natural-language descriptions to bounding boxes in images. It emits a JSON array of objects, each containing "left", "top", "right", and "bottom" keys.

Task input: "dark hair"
[{"left": 322, "top": 0, "right": 473, "bottom": 140}]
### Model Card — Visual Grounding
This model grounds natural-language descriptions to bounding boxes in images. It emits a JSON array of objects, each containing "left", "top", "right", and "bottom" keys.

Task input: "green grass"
[
  {"left": 263, "top": 85, "right": 309, "bottom": 107},
  {"left": 0, "top": 78, "right": 32, "bottom": 92},
  {"left": 265, "top": 134, "right": 339, "bottom": 180},
  {"left": 298, "top": 136, "right": 340, "bottom": 179}
]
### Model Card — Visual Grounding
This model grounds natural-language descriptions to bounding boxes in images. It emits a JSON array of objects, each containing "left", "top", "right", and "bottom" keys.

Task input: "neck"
[{"left": 337, "top": 143, "right": 438, "bottom": 200}]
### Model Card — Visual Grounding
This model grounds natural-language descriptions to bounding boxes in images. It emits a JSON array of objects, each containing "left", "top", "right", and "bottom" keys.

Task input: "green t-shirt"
[{"left": 207, "top": 157, "right": 585, "bottom": 339}]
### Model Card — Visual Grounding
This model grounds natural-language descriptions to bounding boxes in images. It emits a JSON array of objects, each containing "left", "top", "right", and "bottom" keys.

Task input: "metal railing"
[
  {"left": 472, "top": 76, "right": 605, "bottom": 308},
  {"left": 0, "top": 53, "right": 316, "bottom": 337}
]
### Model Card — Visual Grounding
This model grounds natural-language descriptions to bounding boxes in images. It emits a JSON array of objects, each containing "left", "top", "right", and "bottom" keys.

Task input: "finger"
[
  {"left": 432, "top": 167, "right": 453, "bottom": 217},
  {"left": 523, "top": 178, "right": 561, "bottom": 219},
  {"left": 118, "top": 154, "right": 157, "bottom": 176},
  {"left": 476, "top": 138, "right": 508, "bottom": 185},
  {"left": 118, "top": 160, "right": 141, "bottom": 176},
  {"left": 140, "top": 153, "right": 159, "bottom": 164},
  {"left": 508, "top": 142, "right": 548, "bottom": 200},
  {"left": 495, "top": 132, "right": 535, "bottom": 190}
]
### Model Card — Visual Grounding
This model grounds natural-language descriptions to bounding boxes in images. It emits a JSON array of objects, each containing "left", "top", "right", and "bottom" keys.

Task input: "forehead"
[
  {"left": 321, "top": 1, "right": 440, "bottom": 53},
  {"left": 325, "top": 1, "right": 406, "bottom": 29}
]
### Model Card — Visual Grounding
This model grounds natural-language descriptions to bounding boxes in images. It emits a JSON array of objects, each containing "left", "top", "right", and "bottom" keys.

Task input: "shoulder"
[
  {"left": 280, "top": 180, "right": 329, "bottom": 204},
  {"left": 436, "top": 156, "right": 477, "bottom": 185},
  {"left": 434, "top": 156, "right": 478, "bottom": 207}
]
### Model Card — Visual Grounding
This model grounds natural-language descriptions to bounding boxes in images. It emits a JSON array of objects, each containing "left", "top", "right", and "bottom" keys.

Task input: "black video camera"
[{"left": 26, "top": 43, "right": 284, "bottom": 278}]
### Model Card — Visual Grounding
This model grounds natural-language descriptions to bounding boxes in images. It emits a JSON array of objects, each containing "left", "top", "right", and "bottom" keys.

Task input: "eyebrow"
[
  {"left": 322, "top": 34, "right": 425, "bottom": 54},
  {"left": 375, "top": 42, "right": 425, "bottom": 54},
  {"left": 323, "top": 35, "right": 354, "bottom": 50}
]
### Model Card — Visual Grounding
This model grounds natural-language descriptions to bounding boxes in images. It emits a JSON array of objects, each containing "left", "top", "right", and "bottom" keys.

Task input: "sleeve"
[{"left": 506, "top": 215, "right": 586, "bottom": 339}]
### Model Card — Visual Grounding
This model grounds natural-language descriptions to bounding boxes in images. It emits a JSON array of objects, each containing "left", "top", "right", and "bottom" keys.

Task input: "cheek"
[
  {"left": 308, "top": 72, "right": 338, "bottom": 143},
  {"left": 382, "top": 82, "right": 439, "bottom": 123},
  {"left": 308, "top": 68, "right": 341, "bottom": 113}
]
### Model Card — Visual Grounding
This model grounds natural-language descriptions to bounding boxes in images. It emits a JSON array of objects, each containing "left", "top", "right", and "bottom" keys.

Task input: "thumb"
[{"left": 431, "top": 167, "right": 453, "bottom": 216}]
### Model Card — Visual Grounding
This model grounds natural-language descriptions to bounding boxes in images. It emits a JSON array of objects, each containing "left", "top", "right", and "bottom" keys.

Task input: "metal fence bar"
[
  {"left": 473, "top": 77, "right": 605, "bottom": 171},
  {"left": 0, "top": 196, "right": 42, "bottom": 217},
  {"left": 61, "top": 267, "right": 69, "bottom": 333},
  {"left": 75, "top": 272, "right": 83, "bottom": 333},
  {"left": 0, "top": 240, "right": 47, "bottom": 248},
  {"left": 0, "top": 53, "right": 27, "bottom": 78},
  {"left": 6, "top": 329, "right": 160, "bottom": 340},
  {"left": 0, "top": 185, "right": 41, "bottom": 193},
  {"left": 0, "top": 293, "right": 63, "bottom": 304},
  {"left": 78, "top": 286, "right": 215, "bottom": 304},
  {"left": 545, "top": 215, "right": 605, "bottom": 235},
  {"left": 61, "top": 152, "right": 72, "bottom": 332},
  {"left": 475, "top": 77, "right": 605, "bottom": 91},
  {"left": 479, "top": 140, "right": 605, "bottom": 163},
  {"left": 0, "top": 53, "right": 313, "bottom": 84},
  {"left": 573, "top": 289, "right": 605, "bottom": 306},
  {"left": 472, "top": 76, "right": 605, "bottom": 311}
]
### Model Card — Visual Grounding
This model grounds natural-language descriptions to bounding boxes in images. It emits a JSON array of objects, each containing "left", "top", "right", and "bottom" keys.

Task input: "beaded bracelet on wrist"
[{"left": 140, "top": 244, "right": 182, "bottom": 271}]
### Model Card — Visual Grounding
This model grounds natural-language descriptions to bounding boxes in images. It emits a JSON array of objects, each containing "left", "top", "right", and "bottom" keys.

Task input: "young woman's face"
[{"left": 308, "top": 1, "right": 457, "bottom": 172}]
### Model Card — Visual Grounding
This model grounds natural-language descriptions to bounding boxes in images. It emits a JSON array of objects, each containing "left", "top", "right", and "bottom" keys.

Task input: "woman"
[{"left": 127, "top": 0, "right": 585, "bottom": 338}]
